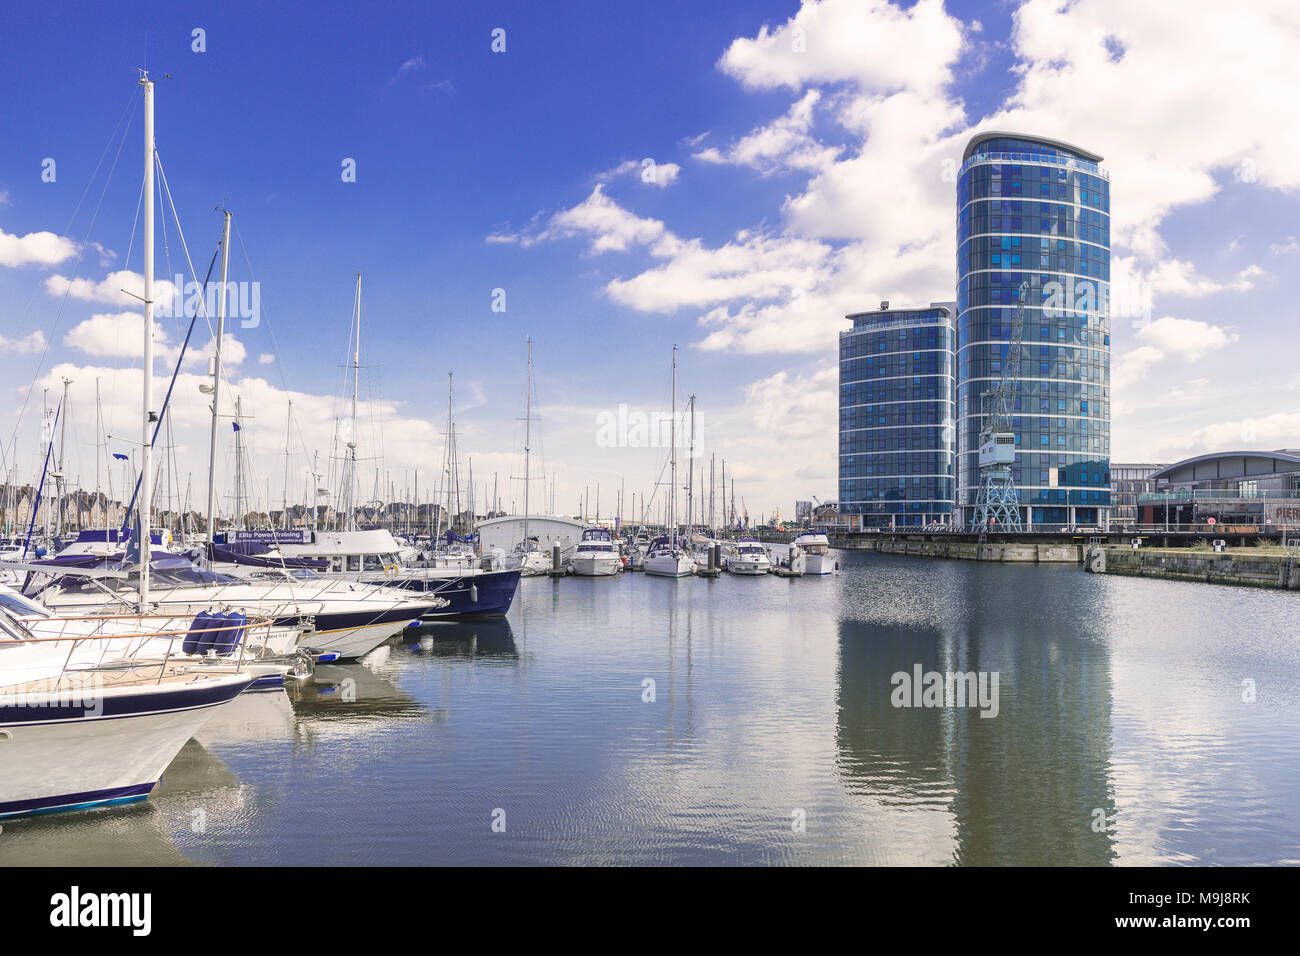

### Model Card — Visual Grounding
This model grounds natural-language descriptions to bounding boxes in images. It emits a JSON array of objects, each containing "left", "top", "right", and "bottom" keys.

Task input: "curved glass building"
[
  {"left": 956, "top": 132, "right": 1112, "bottom": 529},
  {"left": 838, "top": 302, "right": 956, "bottom": 529}
]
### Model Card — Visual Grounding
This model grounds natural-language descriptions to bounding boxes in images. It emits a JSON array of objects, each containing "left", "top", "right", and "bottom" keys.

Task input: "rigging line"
[
  {"left": 231, "top": 224, "right": 332, "bottom": 473},
  {"left": 154, "top": 152, "right": 220, "bottom": 342},
  {"left": 118, "top": 242, "right": 221, "bottom": 533},
  {"left": 5, "top": 90, "right": 141, "bottom": 462}
]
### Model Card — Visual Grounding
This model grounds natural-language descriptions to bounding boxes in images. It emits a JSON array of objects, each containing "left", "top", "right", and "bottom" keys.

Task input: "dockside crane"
[{"left": 971, "top": 280, "right": 1028, "bottom": 535}]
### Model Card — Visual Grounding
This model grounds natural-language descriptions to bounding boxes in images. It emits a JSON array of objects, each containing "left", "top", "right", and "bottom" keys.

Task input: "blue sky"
[{"left": 2, "top": 0, "right": 1298, "bottom": 522}]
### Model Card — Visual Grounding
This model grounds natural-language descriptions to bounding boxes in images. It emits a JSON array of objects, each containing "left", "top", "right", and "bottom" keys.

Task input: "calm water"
[{"left": 4, "top": 549, "right": 1299, "bottom": 866}]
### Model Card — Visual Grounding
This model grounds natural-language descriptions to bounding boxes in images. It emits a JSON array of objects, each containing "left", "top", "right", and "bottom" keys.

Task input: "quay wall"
[
  {"left": 850, "top": 536, "right": 1080, "bottom": 563},
  {"left": 1084, "top": 547, "right": 1300, "bottom": 590}
]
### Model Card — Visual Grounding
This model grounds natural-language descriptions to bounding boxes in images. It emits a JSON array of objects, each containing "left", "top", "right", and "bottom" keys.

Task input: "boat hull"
[
  {"left": 0, "top": 672, "right": 254, "bottom": 818},
  {"left": 570, "top": 555, "right": 621, "bottom": 577},
  {"left": 803, "top": 553, "right": 838, "bottom": 575},
  {"left": 644, "top": 554, "right": 695, "bottom": 578},
  {"left": 381, "top": 569, "right": 522, "bottom": 618}
]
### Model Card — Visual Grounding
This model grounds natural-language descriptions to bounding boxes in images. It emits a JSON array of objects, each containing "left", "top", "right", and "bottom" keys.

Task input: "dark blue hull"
[{"left": 382, "top": 568, "right": 520, "bottom": 618}]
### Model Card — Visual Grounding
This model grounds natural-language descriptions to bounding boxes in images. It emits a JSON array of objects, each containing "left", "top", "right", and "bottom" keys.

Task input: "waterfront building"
[
  {"left": 839, "top": 302, "right": 956, "bottom": 530},
  {"left": 956, "top": 132, "right": 1112, "bottom": 529},
  {"left": 1142, "top": 450, "right": 1300, "bottom": 528},
  {"left": 1109, "top": 463, "right": 1165, "bottom": 527}
]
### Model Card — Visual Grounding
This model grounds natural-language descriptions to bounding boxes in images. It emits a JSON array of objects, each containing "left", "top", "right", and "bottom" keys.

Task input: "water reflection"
[
  {"left": 1, "top": 552, "right": 1296, "bottom": 865},
  {"left": 401, "top": 619, "right": 519, "bottom": 661}
]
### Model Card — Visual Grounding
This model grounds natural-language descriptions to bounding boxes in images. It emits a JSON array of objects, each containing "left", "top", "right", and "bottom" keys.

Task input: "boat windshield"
[
  {"left": 0, "top": 589, "right": 51, "bottom": 618},
  {"left": 0, "top": 608, "right": 35, "bottom": 643},
  {"left": 150, "top": 566, "right": 243, "bottom": 587},
  {"left": 248, "top": 568, "right": 323, "bottom": 582}
]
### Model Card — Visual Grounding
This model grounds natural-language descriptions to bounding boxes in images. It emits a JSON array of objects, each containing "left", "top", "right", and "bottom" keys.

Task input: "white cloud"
[
  {"left": 717, "top": 0, "right": 963, "bottom": 96},
  {"left": 0, "top": 330, "right": 47, "bottom": 354},
  {"left": 526, "top": 184, "right": 673, "bottom": 254},
  {"left": 0, "top": 226, "right": 77, "bottom": 267},
  {"left": 1112, "top": 344, "right": 1166, "bottom": 389},
  {"left": 1145, "top": 259, "right": 1265, "bottom": 297},
  {"left": 258, "top": 353, "right": 275, "bottom": 365},
  {"left": 597, "top": 159, "right": 682, "bottom": 188},
  {"left": 693, "top": 89, "right": 841, "bottom": 175},
  {"left": 1136, "top": 316, "right": 1239, "bottom": 360},
  {"left": 45, "top": 269, "right": 178, "bottom": 309},
  {"left": 62, "top": 312, "right": 246, "bottom": 368},
  {"left": 63, "top": 312, "right": 164, "bottom": 358}
]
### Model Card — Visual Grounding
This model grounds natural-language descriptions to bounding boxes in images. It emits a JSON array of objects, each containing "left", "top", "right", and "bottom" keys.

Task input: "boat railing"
[{"left": 6, "top": 612, "right": 277, "bottom": 685}]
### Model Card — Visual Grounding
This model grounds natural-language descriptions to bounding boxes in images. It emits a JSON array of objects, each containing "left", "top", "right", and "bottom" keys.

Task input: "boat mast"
[
  {"left": 205, "top": 210, "right": 231, "bottom": 545},
  {"left": 523, "top": 338, "right": 531, "bottom": 548},
  {"left": 233, "top": 395, "right": 244, "bottom": 528},
  {"left": 686, "top": 394, "right": 694, "bottom": 536},
  {"left": 347, "top": 274, "right": 361, "bottom": 532},
  {"left": 282, "top": 399, "right": 292, "bottom": 529},
  {"left": 669, "top": 345, "right": 677, "bottom": 550},
  {"left": 140, "top": 72, "right": 155, "bottom": 607}
]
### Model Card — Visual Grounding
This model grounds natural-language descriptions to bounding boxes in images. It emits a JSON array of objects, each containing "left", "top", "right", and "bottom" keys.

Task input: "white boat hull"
[
  {"left": 644, "top": 553, "right": 695, "bottom": 578},
  {"left": 0, "top": 672, "right": 253, "bottom": 817},
  {"left": 570, "top": 555, "right": 622, "bottom": 577},
  {"left": 727, "top": 559, "right": 771, "bottom": 575},
  {"left": 803, "top": 553, "right": 838, "bottom": 574}
]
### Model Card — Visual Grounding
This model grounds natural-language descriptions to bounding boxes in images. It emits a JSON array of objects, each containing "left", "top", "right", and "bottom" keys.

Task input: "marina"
[
  {"left": 2, "top": 550, "right": 1297, "bottom": 865},
  {"left": 0, "top": 0, "right": 1294, "bottom": 923}
]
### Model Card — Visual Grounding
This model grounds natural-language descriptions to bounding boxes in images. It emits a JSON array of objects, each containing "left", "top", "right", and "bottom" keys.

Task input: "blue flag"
[{"left": 232, "top": 421, "right": 241, "bottom": 432}]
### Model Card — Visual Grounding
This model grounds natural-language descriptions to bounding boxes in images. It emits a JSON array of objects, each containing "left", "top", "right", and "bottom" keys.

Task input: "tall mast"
[
  {"left": 55, "top": 377, "right": 71, "bottom": 536},
  {"left": 139, "top": 72, "right": 155, "bottom": 606},
  {"left": 233, "top": 395, "right": 244, "bottom": 528},
  {"left": 347, "top": 274, "right": 361, "bottom": 532},
  {"left": 686, "top": 394, "right": 695, "bottom": 534},
  {"left": 282, "top": 399, "right": 292, "bottom": 529},
  {"left": 523, "top": 338, "right": 531, "bottom": 545},
  {"left": 205, "top": 210, "right": 231, "bottom": 543},
  {"left": 669, "top": 345, "right": 677, "bottom": 549}
]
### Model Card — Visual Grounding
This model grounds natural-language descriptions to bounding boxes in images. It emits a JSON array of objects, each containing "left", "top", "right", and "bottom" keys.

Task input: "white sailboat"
[
  {"left": 645, "top": 346, "right": 694, "bottom": 578},
  {"left": 0, "top": 73, "right": 256, "bottom": 819},
  {"left": 504, "top": 339, "right": 551, "bottom": 576}
]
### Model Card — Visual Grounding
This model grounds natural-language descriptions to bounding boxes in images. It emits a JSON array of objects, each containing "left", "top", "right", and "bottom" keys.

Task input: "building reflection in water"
[{"left": 836, "top": 565, "right": 1117, "bottom": 865}]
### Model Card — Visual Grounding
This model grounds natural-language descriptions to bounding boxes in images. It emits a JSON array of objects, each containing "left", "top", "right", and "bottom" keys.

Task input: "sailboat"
[
  {"left": 425, "top": 372, "right": 477, "bottom": 570},
  {"left": 644, "top": 346, "right": 694, "bottom": 578},
  {"left": 505, "top": 339, "right": 551, "bottom": 576},
  {"left": 0, "top": 72, "right": 258, "bottom": 819}
]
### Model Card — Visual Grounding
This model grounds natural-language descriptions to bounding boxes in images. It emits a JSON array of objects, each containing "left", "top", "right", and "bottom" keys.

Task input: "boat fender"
[
  {"left": 183, "top": 611, "right": 212, "bottom": 655},
  {"left": 470, "top": 583, "right": 478, "bottom": 602}
]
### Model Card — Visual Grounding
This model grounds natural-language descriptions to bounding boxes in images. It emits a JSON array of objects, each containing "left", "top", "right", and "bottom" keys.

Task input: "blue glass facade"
[
  {"left": 839, "top": 303, "right": 956, "bottom": 528},
  {"left": 956, "top": 133, "right": 1112, "bottom": 528}
]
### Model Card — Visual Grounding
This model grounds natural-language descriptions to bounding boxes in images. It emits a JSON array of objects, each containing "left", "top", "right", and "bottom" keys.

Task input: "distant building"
[
  {"left": 1142, "top": 450, "right": 1300, "bottom": 528},
  {"left": 795, "top": 500, "right": 813, "bottom": 523},
  {"left": 1109, "top": 463, "right": 1165, "bottom": 527},
  {"left": 839, "top": 302, "right": 956, "bottom": 530}
]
